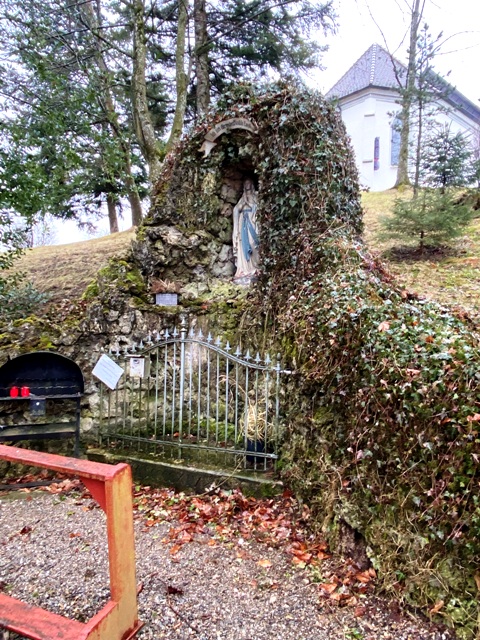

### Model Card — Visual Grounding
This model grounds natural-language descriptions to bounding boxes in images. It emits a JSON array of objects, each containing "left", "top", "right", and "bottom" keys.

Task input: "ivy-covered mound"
[
  {"left": 270, "top": 233, "right": 480, "bottom": 638},
  {"left": 133, "top": 83, "right": 361, "bottom": 297},
  {"left": 141, "top": 85, "right": 480, "bottom": 637}
]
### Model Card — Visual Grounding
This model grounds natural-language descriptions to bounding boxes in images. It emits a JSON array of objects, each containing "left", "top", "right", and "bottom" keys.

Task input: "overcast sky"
[{"left": 312, "top": 0, "right": 480, "bottom": 104}]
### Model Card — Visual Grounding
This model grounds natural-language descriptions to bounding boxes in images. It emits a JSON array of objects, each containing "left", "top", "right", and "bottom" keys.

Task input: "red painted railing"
[{"left": 0, "top": 445, "right": 142, "bottom": 640}]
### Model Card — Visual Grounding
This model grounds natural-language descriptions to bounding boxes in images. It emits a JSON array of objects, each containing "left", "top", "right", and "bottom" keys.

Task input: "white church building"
[{"left": 326, "top": 44, "right": 480, "bottom": 192}]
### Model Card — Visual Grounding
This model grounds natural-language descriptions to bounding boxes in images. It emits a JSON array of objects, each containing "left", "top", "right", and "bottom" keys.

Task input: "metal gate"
[{"left": 97, "top": 318, "right": 285, "bottom": 470}]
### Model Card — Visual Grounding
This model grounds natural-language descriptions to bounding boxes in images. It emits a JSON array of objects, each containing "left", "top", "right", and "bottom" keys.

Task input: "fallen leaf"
[
  {"left": 467, "top": 414, "right": 480, "bottom": 422},
  {"left": 169, "top": 545, "right": 182, "bottom": 555},
  {"left": 319, "top": 582, "right": 338, "bottom": 595},
  {"left": 257, "top": 559, "right": 272, "bottom": 568},
  {"left": 19, "top": 526, "right": 32, "bottom": 535},
  {"left": 291, "top": 550, "right": 313, "bottom": 563},
  {"left": 429, "top": 600, "right": 444, "bottom": 615},
  {"left": 330, "top": 591, "right": 352, "bottom": 604},
  {"left": 378, "top": 321, "right": 390, "bottom": 332},
  {"left": 292, "top": 558, "right": 306, "bottom": 568},
  {"left": 354, "top": 570, "right": 373, "bottom": 584}
]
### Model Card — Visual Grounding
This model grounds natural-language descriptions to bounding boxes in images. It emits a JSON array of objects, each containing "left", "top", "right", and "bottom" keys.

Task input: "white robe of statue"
[{"left": 232, "top": 179, "right": 259, "bottom": 284}]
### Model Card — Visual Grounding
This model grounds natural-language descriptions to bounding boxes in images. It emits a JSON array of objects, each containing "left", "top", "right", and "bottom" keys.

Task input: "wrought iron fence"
[{"left": 97, "top": 318, "right": 286, "bottom": 471}]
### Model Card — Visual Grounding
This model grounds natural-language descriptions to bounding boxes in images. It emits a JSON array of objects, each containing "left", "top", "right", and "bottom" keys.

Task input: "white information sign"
[
  {"left": 155, "top": 293, "right": 178, "bottom": 306},
  {"left": 92, "top": 354, "right": 124, "bottom": 390},
  {"left": 129, "top": 357, "right": 147, "bottom": 379}
]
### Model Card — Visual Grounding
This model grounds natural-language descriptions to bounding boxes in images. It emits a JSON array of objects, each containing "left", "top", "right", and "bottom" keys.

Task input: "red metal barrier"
[{"left": 0, "top": 444, "right": 142, "bottom": 640}]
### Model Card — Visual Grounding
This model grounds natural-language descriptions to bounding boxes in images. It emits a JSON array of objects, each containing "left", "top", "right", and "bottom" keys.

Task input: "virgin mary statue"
[{"left": 232, "top": 179, "right": 259, "bottom": 284}]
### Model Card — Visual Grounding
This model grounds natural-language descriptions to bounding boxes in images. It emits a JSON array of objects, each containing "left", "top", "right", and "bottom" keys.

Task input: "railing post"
[{"left": 178, "top": 316, "right": 187, "bottom": 450}]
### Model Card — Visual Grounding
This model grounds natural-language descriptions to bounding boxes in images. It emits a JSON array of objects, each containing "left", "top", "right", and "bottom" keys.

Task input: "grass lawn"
[{"left": 362, "top": 190, "right": 480, "bottom": 315}]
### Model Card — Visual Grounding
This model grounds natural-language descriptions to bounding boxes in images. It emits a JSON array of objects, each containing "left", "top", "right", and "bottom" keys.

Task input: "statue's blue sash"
[{"left": 241, "top": 206, "right": 259, "bottom": 262}]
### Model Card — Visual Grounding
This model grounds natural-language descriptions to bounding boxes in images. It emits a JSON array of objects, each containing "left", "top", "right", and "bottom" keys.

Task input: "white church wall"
[
  {"left": 337, "top": 89, "right": 479, "bottom": 192},
  {"left": 339, "top": 89, "right": 400, "bottom": 191}
]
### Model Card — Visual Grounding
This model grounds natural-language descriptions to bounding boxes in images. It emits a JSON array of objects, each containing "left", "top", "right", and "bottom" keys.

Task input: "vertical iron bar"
[
  {"left": 254, "top": 366, "right": 260, "bottom": 471},
  {"left": 99, "top": 382, "right": 104, "bottom": 447},
  {"left": 121, "top": 357, "right": 132, "bottom": 443},
  {"left": 215, "top": 352, "right": 220, "bottom": 446},
  {"left": 129, "top": 374, "right": 134, "bottom": 447},
  {"left": 188, "top": 341, "right": 193, "bottom": 439},
  {"left": 224, "top": 359, "right": 229, "bottom": 449},
  {"left": 264, "top": 368, "right": 270, "bottom": 472},
  {"left": 234, "top": 362, "right": 239, "bottom": 453},
  {"left": 163, "top": 343, "right": 168, "bottom": 438},
  {"left": 244, "top": 366, "right": 249, "bottom": 469},
  {"left": 275, "top": 354, "right": 281, "bottom": 472},
  {"left": 172, "top": 340, "right": 177, "bottom": 435},
  {"left": 178, "top": 318, "right": 187, "bottom": 451},
  {"left": 138, "top": 375, "right": 143, "bottom": 452},
  {"left": 154, "top": 347, "right": 159, "bottom": 447},
  {"left": 107, "top": 390, "right": 112, "bottom": 445},
  {"left": 197, "top": 343, "right": 202, "bottom": 439},
  {"left": 206, "top": 346, "right": 211, "bottom": 443},
  {"left": 145, "top": 353, "right": 151, "bottom": 451},
  {"left": 114, "top": 369, "right": 119, "bottom": 444}
]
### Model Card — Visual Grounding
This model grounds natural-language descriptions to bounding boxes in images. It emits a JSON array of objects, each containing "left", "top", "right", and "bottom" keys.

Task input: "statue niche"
[{"left": 232, "top": 178, "right": 259, "bottom": 285}]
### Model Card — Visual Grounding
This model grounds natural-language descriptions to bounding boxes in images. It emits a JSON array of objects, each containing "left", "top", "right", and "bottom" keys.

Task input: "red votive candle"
[
  {"left": 9, "top": 386, "right": 19, "bottom": 398},
  {"left": 20, "top": 386, "right": 30, "bottom": 397}
]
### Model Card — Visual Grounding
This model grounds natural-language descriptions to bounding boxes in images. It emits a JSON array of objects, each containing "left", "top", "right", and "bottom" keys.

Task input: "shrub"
[
  {"left": 0, "top": 280, "right": 50, "bottom": 321},
  {"left": 380, "top": 189, "right": 474, "bottom": 249}
]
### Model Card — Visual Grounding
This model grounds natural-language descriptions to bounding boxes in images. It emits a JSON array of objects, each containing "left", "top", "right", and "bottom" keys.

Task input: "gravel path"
[{"left": 0, "top": 488, "right": 456, "bottom": 640}]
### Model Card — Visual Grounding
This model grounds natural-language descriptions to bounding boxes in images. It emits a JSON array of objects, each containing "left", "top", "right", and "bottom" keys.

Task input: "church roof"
[
  {"left": 326, "top": 44, "right": 400, "bottom": 99},
  {"left": 326, "top": 43, "right": 480, "bottom": 126}
]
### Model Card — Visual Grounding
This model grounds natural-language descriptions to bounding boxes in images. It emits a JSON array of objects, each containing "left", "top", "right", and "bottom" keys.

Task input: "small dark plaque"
[
  {"left": 155, "top": 293, "right": 178, "bottom": 306},
  {"left": 30, "top": 399, "right": 46, "bottom": 416}
]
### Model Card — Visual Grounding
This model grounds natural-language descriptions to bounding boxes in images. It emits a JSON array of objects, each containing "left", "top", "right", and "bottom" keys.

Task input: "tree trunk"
[
  {"left": 128, "top": 188, "right": 143, "bottom": 226},
  {"left": 81, "top": 0, "right": 144, "bottom": 226},
  {"left": 166, "top": 0, "right": 190, "bottom": 153},
  {"left": 395, "top": 0, "right": 424, "bottom": 188},
  {"left": 107, "top": 194, "right": 120, "bottom": 233},
  {"left": 194, "top": 0, "right": 209, "bottom": 116},
  {"left": 132, "top": 0, "right": 163, "bottom": 185},
  {"left": 413, "top": 92, "right": 424, "bottom": 197}
]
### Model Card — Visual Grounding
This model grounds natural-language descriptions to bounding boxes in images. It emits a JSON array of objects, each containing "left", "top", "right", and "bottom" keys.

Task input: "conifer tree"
[{"left": 381, "top": 124, "right": 475, "bottom": 249}]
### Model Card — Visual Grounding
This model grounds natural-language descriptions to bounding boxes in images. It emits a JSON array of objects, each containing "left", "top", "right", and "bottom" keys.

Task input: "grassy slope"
[
  {"left": 11, "top": 196, "right": 480, "bottom": 314},
  {"left": 13, "top": 228, "right": 135, "bottom": 305}
]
